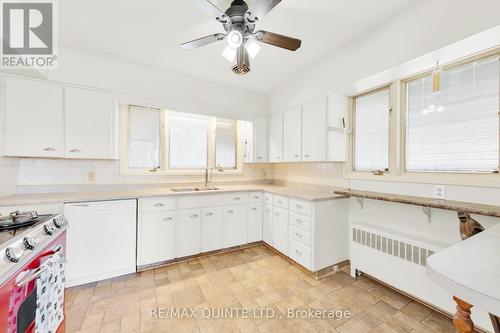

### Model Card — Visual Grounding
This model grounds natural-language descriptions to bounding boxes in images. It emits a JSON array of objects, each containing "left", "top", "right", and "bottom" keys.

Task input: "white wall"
[{"left": 269, "top": 0, "right": 500, "bottom": 112}]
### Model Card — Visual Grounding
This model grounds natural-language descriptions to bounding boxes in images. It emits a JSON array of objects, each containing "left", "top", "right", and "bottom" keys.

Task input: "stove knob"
[
  {"left": 23, "top": 237, "right": 39, "bottom": 250},
  {"left": 43, "top": 224, "right": 55, "bottom": 235},
  {"left": 5, "top": 247, "right": 23, "bottom": 263},
  {"left": 53, "top": 217, "right": 66, "bottom": 229}
]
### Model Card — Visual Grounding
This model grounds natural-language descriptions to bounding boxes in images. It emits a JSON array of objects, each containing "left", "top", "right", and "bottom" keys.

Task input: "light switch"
[{"left": 434, "top": 185, "right": 446, "bottom": 199}]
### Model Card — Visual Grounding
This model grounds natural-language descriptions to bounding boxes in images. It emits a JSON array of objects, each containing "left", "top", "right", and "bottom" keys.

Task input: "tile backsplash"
[
  {"left": 272, "top": 162, "right": 348, "bottom": 188},
  {"left": 0, "top": 157, "right": 19, "bottom": 196}
]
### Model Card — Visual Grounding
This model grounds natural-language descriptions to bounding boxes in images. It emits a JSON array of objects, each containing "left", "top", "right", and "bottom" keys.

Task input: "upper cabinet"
[
  {"left": 3, "top": 76, "right": 63, "bottom": 158},
  {"left": 268, "top": 113, "right": 283, "bottom": 162},
  {"left": 242, "top": 116, "right": 268, "bottom": 163},
  {"left": 1, "top": 75, "right": 116, "bottom": 159},
  {"left": 302, "top": 97, "right": 327, "bottom": 162},
  {"left": 65, "top": 87, "right": 115, "bottom": 159},
  {"left": 283, "top": 106, "right": 302, "bottom": 162}
]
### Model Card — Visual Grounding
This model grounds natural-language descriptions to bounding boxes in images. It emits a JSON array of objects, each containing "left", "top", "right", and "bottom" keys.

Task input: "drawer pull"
[
  {"left": 154, "top": 203, "right": 165, "bottom": 207},
  {"left": 266, "top": 209, "right": 271, "bottom": 213},
  {"left": 274, "top": 212, "right": 279, "bottom": 216},
  {"left": 295, "top": 249, "right": 302, "bottom": 256},
  {"left": 295, "top": 232, "right": 302, "bottom": 238},
  {"left": 304, "top": 154, "right": 310, "bottom": 158},
  {"left": 163, "top": 217, "right": 174, "bottom": 221},
  {"left": 294, "top": 154, "right": 299, "bottom": 158},
  {"left": 253, "top": 195, "right": 260, "bottom": 199},
  {"left": 257, "top": 156, "right": 262, "bottom": 159},
  {"left": 69, "top": 149, "right": 81, "bottom": 153},
  {"left": 277, "top": 200, "right": 283, "bottom": 204},
  {"left": 295, "top": 204, "right": 303, "bottom": 209},
  {"left": 251, "top": 207, "right": 257, "bottom": 211},
  {"left": 227, "top": 210, "right": 235, "bottom": 214},
  {"left": 205, "top": 212, "right": 214, "bottom": 217},
  {"left": 42, "top": 147, "right": 56, "bottom": 152},
  {"left": 190, "top": 214, "right": 199, "bottom": 218},
  {"left": 296, "top": 219, "right": 302, "bottom": 224},
  {"left": 233, "top": 197, "right": 241, "bottom": 201}
]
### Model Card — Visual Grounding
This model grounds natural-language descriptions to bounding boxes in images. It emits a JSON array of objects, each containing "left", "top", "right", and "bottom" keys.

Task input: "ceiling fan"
[{"left": 181, "top": 0, "right": 302, "bottom": 75}]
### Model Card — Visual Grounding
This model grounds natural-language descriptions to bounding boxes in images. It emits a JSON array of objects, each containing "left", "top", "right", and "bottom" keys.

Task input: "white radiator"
[{"left": 350, "top": 222, "right": 493, "bottom": 332}]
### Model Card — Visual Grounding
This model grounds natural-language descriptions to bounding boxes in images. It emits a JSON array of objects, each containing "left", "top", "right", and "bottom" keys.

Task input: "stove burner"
[{"left": 0, "top": 211, "right": 39, "bottom": 231}]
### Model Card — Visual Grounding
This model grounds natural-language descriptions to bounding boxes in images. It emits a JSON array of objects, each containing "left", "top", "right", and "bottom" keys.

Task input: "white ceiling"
[{"left": 59, "top": 0, "right": 424, "bottom": 93}]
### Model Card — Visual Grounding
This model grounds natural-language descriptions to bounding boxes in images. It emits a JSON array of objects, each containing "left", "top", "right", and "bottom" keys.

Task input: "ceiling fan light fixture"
[
  {"left": 222, "top": 45, "right": 237, "bottom": 62},
  {"left": 227, "top": 30, "right": 243, "bottom": 49},
  {"left": 244, "top": 38, "right": 261, "bottom": 59}
]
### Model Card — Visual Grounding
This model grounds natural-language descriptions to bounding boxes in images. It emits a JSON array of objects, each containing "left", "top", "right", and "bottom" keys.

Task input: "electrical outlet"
[
  {"left": 88, "top": 171, "right": 96, "bottom": 182},
  {"left": 333, "top": 265, "right": 339, "bottom": 272},
  {"left": 434, "top": 185, "right": 446, "bottom": 199}
]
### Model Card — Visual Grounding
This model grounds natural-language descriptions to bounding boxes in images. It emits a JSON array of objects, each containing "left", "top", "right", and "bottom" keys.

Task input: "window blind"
[
  {"left": 406, "top": 56, "right": 499, "bottom": 172},
  {"left": 354, "top": 89, "right": 390, "bottom": 172},
  {"left": 169, "top": 112, "right": 209, "bottom": 169},
  {"left": 128, "top": 106, "right": 160, "bottom": 169}
]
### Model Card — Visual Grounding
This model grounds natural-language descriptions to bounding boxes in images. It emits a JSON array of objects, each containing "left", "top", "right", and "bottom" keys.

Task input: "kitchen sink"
[{"left": 171, "top": 187, "right": 220, "bottom": 193}]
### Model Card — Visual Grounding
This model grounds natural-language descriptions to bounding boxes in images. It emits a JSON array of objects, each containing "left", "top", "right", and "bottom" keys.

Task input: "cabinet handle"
[
  {"left": 74, "top": 204, "right": 89, "bottom": 207},
  {"left": 257, "top": 156, "right": 262, "bottom": 159},
  {"left": 253, "top": 195, "right": 260, "bottom": 199},
  {"left": 251, "top": 207, "right": 257, "bottom": 211},
  {"left": 274, "top": 212, "right": 279, "bottom": 216},
  {"left": 295, "top": 249, "right": 302, "bottom": 256},
  {"left": 233, "top": 197, "right": 240, "bottom": 201},
  {"left": 277, "top": 200, "right": 283, "bottom": 204},
  {"left": 163, "top": 217, "right": 174, "bottom": 221},
  {"left": 205, "top": 212, "right": 214, "bottom": 217},
  {"left": 296, "top": 219, "right": 303, "bottom": 224},
  {"left": 294, "top": 154, "right": 299, "bottom": 158},
  {"left": 154, "top": 203, "right": 165, "bottom": 207},
  {"left": 190, "top": 214, "right": 199, "bottom": 218},
  {"left": 43, "top": 147, "right": 56, "bottom": 152},
  {"left": 296, "top": 204, "right": 303, "bottom": 209},
  {"left": 295, "top": 232, "right": 302, "bottom": 238},
  {"left": 304, "top": 154, "right": 310, "bottom": 158},
  {"left": 266, "top": 209, "right": 271, "bottom": 213},
  {"left": 227, "top": 210, "right": 234, "bottom": 214},
  {"left": 276, "top": 156, "right": 281, "bottom": 159},
  {"left": 69, "top": 149, "right": 81, "bottom": 153}
]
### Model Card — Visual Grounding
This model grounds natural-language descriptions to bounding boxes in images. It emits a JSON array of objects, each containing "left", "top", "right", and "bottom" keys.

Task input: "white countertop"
[
  {"left": 0, "top": 184, "right": 348, "bottom": 207},
  {"left": 426, "top": 223, "right": 500, "bottom": 316}
]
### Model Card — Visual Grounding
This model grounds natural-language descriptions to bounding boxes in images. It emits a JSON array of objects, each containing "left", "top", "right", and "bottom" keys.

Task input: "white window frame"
[{"left": 120, "top": 105, "right": 244, "bottom": 175}]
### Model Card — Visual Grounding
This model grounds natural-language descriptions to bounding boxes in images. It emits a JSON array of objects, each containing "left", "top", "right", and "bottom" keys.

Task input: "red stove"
[{"left": 0, "top": 211, "right": 67, "bottom": 333}]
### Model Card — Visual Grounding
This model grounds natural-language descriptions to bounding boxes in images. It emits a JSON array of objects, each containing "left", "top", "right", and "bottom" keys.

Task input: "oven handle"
[{"left": 17, "top": 245, "right": 64, "bottom": 287}]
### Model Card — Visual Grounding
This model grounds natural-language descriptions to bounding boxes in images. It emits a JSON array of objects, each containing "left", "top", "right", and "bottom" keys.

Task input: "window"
[
  {"left": 124, "top": 106, "right": 242, "bottom": 173},
  {"left": 128, "top": 106, "right": 160, "bottom": 169},
  {"left": 354, "top": 88, "right": 390, "bottom": 172},
  {"left": 215, "top": 118, "right": 237, "bottom": 169},
  {"left": 406, "top": 56, "right": 499, "bottom": 172},
  {"left": 168, "top": 112, "right": 209, "bottom": 169}
]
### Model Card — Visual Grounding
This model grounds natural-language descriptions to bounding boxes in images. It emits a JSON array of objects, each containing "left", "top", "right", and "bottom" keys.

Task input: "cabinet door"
[
  {"left": 254, "top": 116, "right": 268, "bottom": 162},
  {"left": 65, "top": 87, "right": 115, "bottom": 159},
  {"left": 268, "top": 113, "right": 283, "bottom": 162},
  {"left": 272, "top": 207, "right": 289, "bottom": 255},
  {"left": 4, "top": 77, "right": 63, "bottom": 157},
  {"left": 263, "top": 204, "right": 273, "bottom": 245},
  {"left": 302, "top": 96, "right": 327, "bottom": 161},
  {"left": 177, "top": 209, "right": 201, "bottom": 257},
  {"left": 241, "top": 120, "right": 254, "bottom": 163},
  {"left": 223, "top": 204, "right": 248, "bottom": 248},
  {"left": 248, "top": 203, "right": 263, "bottom": 243},
  {"left": 283, "top": 107, "right": 302, "bottom": 162},
  {"left": 201, "top": 207, "right": 223, "bottom": 252},
  {"left": 138, "top": 211, "right": 176, "bottom": 266},
  {"left": 327, "top": 93, "right": 348, "bottom": 161}
]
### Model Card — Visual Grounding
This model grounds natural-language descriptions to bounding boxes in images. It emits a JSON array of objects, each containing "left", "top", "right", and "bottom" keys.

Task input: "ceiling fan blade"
[
  {"left": 247, "top": 0, "right": 282, "bottom": 21},
  {"left": 180, "top": 33, "right": 226, "bottom": 50},
  {"left": 191, "top": 0, "right": 228, "bottom": 21},
  {"left": 254, "top": 31, "right": 301, "bottom": 51}
]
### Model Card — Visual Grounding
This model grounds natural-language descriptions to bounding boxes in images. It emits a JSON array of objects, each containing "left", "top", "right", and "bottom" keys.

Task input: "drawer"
[
  {"left": 273, "top": 195, "right": 288, "bottom": 209},
  {"left": 289, "top": 239, "right": 312, "bottom": 270},
  {"left": 178, "top": 194, "right": 223, "bottom": 209},
  {"left": 224, "top": 192, "right": 248, "bottom": 205},
  {"left": 248, "top": 192, "right": 264, "bottom": 203},
  {"left": 264, "top": 192, "right": 273, "bottom": 204},
  {"left": 289, "top": 212, "right": 312, "bottom": 231},
  {"left": 289, "top": 198, "right": 312, "bottom": 216},
  {"left": 141, "top": 197, "right": 176, "bottom": 212},
  {"left": 289, "top": 225, "right": 312, "bottom": 247}
]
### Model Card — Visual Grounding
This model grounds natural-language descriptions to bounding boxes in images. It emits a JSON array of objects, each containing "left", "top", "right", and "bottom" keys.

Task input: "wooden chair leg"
[
  {"left": 453, "top": 297, "right": 474, "bottom": 333},
  {"left": 490, "top": 313, "right": 500, "bottom": 333}
]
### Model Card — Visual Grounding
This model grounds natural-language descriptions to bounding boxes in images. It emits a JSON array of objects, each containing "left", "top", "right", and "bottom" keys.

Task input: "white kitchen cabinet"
[
  {"left": 327, "top": 93, "right": 348, "bottom": 161},
  {"left": 254, "top": 116, "right": 268, "bottom": 162},
  {"left": 138, "top": 210, "right": 176, "bottom": 266},
  {"left": 268, "top": 113, "right": 283, "bottom": 162},
  {"left": 263, "top": 204, "right": 273, "bottom": 245},
  {"left": 242, "top": 120, "right": 254, "bottom": 163},
  {"left": 302, "top": 96, "right": 327, "bottom": 161},
  {"left": 201, "top": 207, "right": 223, "bottom": 252},
  {"left": 272, "top": 207, "right": 289, "bottom": 256},
  {"left": 64, "top": 200, "right": 136, "bottom": 287},
  {"left": 64, "top": 86, "right": 115, "bottom": 159},
  {"left": 177, "top": 209, "right": 201, "bottom": 257},
  {"left": 247, "top": 203, "right": 263, "bottom": 243},
  {"left": 3, "top": 76, "right": 63, "bottom": 157},
  {"left": 223, "top": 204, "right": 248, "bottom": 248},
  {"left": 283, "top": 107, "right": 302, "bottom": 162}
]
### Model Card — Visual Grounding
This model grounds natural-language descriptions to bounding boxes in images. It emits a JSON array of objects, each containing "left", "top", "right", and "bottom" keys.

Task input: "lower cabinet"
[
  {"left": 177, "top": 209, "right": 201, "bottom": 257},
  {"left": 223, "top": 204, "right": 248, "bottom": 248},
  {"left": 201, "top": 207, "right": 223, "bottom": 252},
  {"left": 138, "top": 210, "right": 176, "bottom": 266},
  {"left": 247, "top": 203, "right": 263, "bottom": 243},
  {"left": 272, "top": 207, "right": 289, "bottom": 256},
  {"left": 263, "top": 204, "right": 273, "bottom": 245}
]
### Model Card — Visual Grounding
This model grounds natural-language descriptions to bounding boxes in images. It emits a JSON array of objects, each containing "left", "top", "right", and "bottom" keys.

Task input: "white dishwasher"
[{"left": 64, "top": 199, "right": 136, "bottom": 287}]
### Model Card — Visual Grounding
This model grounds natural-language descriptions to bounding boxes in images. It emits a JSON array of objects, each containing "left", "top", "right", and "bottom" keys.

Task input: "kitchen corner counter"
[
  {"left": 334, "top": 189, "right": 500, "bottom": 218},
  {"left": 0, "top": 184, "right": 348, "bottom": 207}
]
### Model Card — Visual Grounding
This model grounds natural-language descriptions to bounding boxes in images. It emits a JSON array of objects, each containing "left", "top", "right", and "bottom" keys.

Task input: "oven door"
[{"left": 0, "top": 232, "right": 66, "bottom": 333}]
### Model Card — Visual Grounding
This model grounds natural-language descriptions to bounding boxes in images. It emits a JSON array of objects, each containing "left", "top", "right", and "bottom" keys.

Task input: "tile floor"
[{"left": 65, "top": 245, "right": 456, "bottom": 333}]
